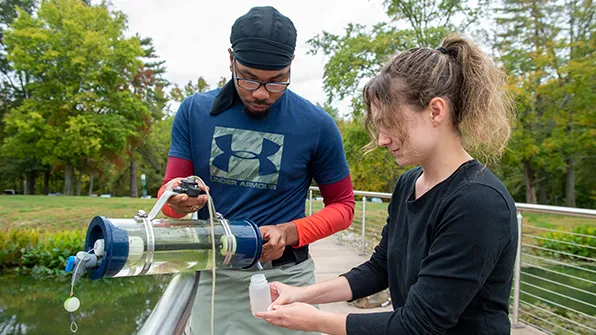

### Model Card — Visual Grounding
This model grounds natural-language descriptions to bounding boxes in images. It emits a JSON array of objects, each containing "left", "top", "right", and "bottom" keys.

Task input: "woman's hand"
[
  {"left": 268, "top": 281, "right": 305, "bottom": 306},
  {"left": 255, "top": 281, "right": 348, "bottom": 334},
  {"left": 255, "top": 303, "right": 322, "bottom": 332}
]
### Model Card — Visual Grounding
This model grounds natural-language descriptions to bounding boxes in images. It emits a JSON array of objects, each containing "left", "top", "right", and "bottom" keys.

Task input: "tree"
[
  {"left": 549, "top": 0, "right": 594, "bottom": 207},
  {"left": 0, "top": 0, "right": 39, "bottom": 194},
  {"left": 217, "top": 76, "right": 227, "bottom": 88},
  {"left": 3, "top": 0, "right": 149, "bottom": 195},
  {"left": 169, "top": 76, "right": 228, "bottom": 102},
  {"left": 308, "top": 0, "right": 487, "bottom": 116},
  {"left": 316, "top": 102, "right": 340, "bottom": 121},
  {"left": 0, "top": 1, "right": 37, "bottom": 99},
  {"left": 170, "top": 76, "right": 210, "bottom": 102},
  {"left": 494, "top": 0, "right": 595, "bottom": 206},
  {"left": 137, "top": 115, "right": 174, "bottom": 196},
  {"left": 308, "top": 0, "right": 487, "bottom": 194},
  {"left": 495, "top": 0, "right": 560, "bottom": 204},
  {"left": 341, "top": 119, "right": 407, "bottom": 192},
  {"left": 127, "top": 35, "right": 169, "bottom": 197}
]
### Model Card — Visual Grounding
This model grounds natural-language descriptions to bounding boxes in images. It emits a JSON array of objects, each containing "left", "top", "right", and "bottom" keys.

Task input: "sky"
[{"left": 99, "top": 0, "right": 391, "bottom": 114}]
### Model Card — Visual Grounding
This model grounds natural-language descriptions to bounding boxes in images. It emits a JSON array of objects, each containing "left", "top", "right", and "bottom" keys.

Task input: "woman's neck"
[{"left": 416, "top": 139, "right": 473, "bottom": 199}]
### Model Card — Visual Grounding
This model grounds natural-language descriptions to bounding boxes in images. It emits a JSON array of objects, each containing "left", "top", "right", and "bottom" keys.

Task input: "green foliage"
[
  {"left": 316, "top": 101, "right": 340, "bottom": 121},
  {"left": 494, "top": 0, "right": 595, "bottom": 207},
  {"left": 0, "top": 228, "right": 85, "bottom": 276},
  {"left": 0, "top": 1, "right": 41, "bottom": 193},
  {"left": 534, "top": 225, "right": 595, "bottom": 259},
  {"left": 170, "top": 76, "right": 215, "bottom": 102},
  {"left": 217, "top": 76, "right": 227, "bottom": 88},
  {"left": 133, "top": 115, "right": 174, "bottom": 196},
  {"left": 341, "top": 118, "right": 407, "bottom": 192},
  {"left": 308, "top": 0, "right": 494, "bottom": 196},
  {"left": 2, "top": 0, "right": 150, "bottom": 195},
  {"left": 0, "top": 228, "right": 39, "bottom": 266},
  {"left": 308, "top": 0, "right": 487, "bottom": 114},
  {"left": 0, "top": 0, "right": 38, "bottom": 96},
  {"left": 309, "top": 0, "right": 594, "bottom": 207},
  {"left": 0, "top": 0, "right": 593, "bottom": 208}
]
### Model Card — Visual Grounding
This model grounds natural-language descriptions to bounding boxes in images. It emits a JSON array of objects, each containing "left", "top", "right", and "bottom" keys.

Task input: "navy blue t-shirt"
[{"left": 169, "top": 88, "right": 350, "bottom": 227}]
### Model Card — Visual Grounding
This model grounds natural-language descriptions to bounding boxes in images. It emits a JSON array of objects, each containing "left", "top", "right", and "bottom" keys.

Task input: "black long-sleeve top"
[{"left": 343, "top": 160, "right": 518, "bottom": 334}]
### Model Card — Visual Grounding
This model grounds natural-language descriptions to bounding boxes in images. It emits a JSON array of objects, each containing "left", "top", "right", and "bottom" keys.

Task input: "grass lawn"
[
  {"left": 0, "top": 195, "right": 593, "bottom": 236},
  {"left": 0, "top": 195, "right": 156, "bottom": 233}
]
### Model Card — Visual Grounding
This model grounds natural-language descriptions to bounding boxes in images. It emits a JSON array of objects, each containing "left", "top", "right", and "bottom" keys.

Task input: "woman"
[{"left": 255, "top": 34, "right": 518, "bottom": 335}]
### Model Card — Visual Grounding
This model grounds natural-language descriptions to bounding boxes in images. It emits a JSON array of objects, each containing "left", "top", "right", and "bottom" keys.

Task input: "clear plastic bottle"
[{"left": 249, "top": 273, "right": 272, "bottom": 315}]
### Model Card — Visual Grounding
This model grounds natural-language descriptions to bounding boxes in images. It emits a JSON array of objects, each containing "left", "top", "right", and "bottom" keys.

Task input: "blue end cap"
[
  {"left": 85, "top": 216, "right": 130, "bottom": 280},
  {"left": 65, "top": 256, "right": 76, "bottom": 273},
  {"left": 228, "top": 220, "right": 262, "bottom": 269}
]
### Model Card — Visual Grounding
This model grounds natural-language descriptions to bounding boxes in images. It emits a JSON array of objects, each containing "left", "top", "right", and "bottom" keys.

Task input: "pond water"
[
  {"left": 1, "top": 263, "right": 593, "bottom": 334},
  {"left": 0, "top": 274, "right": 171, "bottom": 335}
]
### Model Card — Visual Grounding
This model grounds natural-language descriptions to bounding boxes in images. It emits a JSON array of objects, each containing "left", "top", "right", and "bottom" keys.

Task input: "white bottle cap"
[{"left": 250, "top": 273, "right": 267, "bottom": 285}]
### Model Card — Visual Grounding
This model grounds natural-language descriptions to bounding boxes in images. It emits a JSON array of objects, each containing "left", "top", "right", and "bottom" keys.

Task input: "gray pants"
[{"left": 190, "top": 257, "right": 318, "bottom": 335}]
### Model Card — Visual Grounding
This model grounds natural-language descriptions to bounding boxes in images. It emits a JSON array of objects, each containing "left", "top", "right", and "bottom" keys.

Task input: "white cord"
[
  {"left": 68, "top": 248, "right": 94, "bottom": 333},
  {"left": 70, "top": 313, "right": 78, "bottom": 333},
  {"left": 70, "top": 249, "right": 94, "bottom": 296},
  {"left": 189, "top": 176, "right": 217, "bottom": 335}
]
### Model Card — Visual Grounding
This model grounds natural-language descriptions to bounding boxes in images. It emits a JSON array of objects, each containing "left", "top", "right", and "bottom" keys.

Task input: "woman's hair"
[{"left": 363, "top": 34, "right": 515, "bottom": 162}]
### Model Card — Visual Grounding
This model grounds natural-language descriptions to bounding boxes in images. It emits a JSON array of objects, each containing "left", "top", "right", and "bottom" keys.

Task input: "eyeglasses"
[{"left": 233, "top": 60, "right": 290, "bottom": 93}]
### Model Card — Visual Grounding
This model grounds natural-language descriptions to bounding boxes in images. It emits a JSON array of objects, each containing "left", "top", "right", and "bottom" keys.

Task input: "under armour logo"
[{"left": 212, "top": 134, "right": 281, "bottom": 176}]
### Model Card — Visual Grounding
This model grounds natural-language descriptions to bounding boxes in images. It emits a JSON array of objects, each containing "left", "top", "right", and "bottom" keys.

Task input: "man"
[{"left": 158, "top": 6, "right": 354, "bottom": 335}]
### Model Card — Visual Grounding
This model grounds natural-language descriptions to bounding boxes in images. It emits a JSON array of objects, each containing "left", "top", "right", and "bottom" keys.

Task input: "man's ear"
[{"left": 228, "top": 48, "right": 234, "bottom": 71}]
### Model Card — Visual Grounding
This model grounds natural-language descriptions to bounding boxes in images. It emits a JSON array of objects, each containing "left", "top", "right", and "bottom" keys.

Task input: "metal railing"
[
  {"left": 140, "top": 188, "right": 594, "bottom": 335},
  {"left": 308, "top": 187, "right": 392, "bottom": 255},
  {"left": 514, "top": 208, "right": 595, "bottom": 335},
  {"left": 137, "top": 272, "right": 200, "bottom": 335},
  {"left": 308, "top": 186, "right": 596, "bottom": 334}
]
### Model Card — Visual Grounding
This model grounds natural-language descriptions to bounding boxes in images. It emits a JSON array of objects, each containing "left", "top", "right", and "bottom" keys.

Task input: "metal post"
[
  {"left": 141, "top": 174, "right": 147, "bottom": 198},
  {"left": 309, "top": 189, "right": 313, "bottom": 216},
  {"left": 360, "top": 196, "right": 367, "bottom": 255},
  {"left": 512, "top": 211, "right": 524, "bottom": 328}
]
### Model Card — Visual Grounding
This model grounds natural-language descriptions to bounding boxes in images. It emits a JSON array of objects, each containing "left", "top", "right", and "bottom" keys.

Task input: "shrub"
[
  {"left": 534, "top": 225, "right": 595, "bottom": 260},
  {"left": 0, "top": 229, "right": 85, "bottom": 276}
]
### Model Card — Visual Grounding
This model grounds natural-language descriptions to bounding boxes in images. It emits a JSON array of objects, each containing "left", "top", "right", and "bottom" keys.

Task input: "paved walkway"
[{"left": 310, "top": 235, "right": 545, "bottom": 335}]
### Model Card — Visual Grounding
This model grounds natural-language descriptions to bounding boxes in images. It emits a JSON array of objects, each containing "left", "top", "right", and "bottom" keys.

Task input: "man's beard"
[
  {"left": 243, "top": 107, "right": 271, "bottom": 120},
  {"left": 243, "top": 101, "right": 271, "bottom": 120}
]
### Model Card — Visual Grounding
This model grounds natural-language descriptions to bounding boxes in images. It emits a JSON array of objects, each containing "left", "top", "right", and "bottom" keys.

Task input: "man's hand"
[
  {"left": 164, "top": 177, "right": 209, "bottom": 215},
  {"left": 259, "top": 222, "right": 298, "bottom": 263},
  {"left": 259, "top": 225, "right": 286, "bottom": 263}
]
